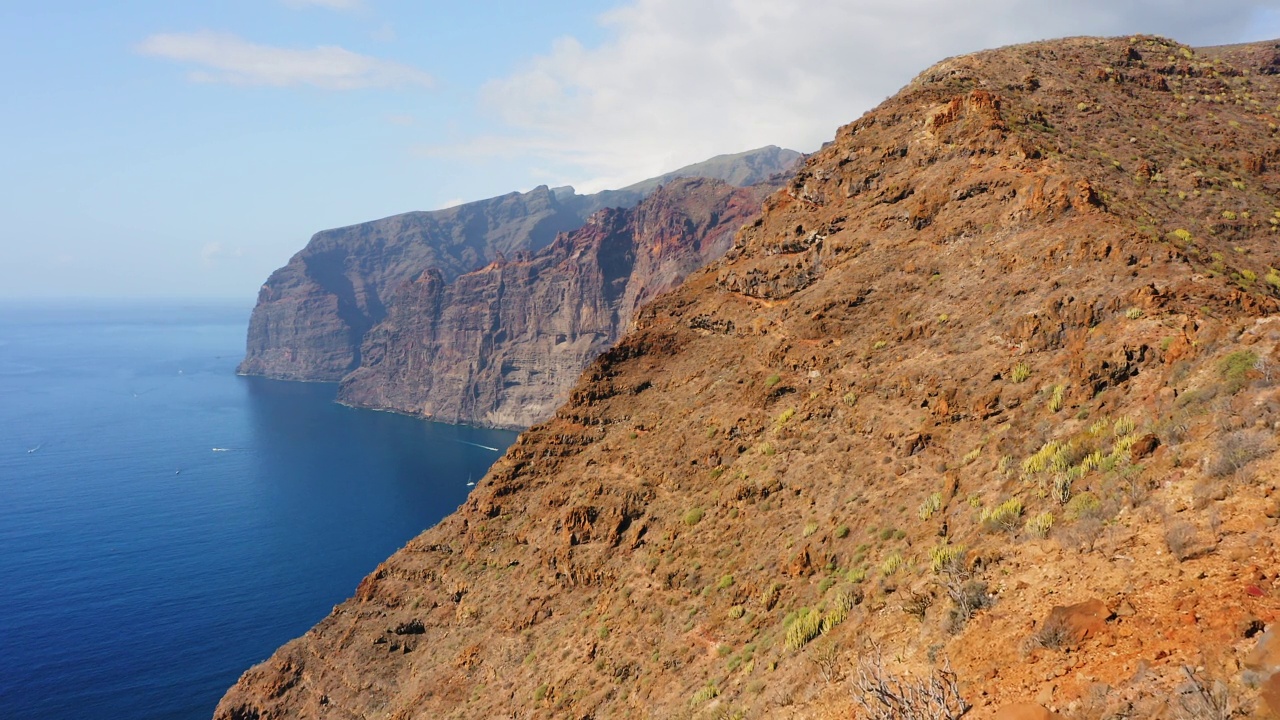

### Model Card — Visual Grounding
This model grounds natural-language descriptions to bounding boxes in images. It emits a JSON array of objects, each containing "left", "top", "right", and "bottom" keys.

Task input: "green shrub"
[
  {"left": 684, "top": 507, "right": 705, "bottom": 526},
  {"left": 1025, "top": 512, "right": 1055, "bottom": 538},
  {"left": 534, "top": 684, "right": 548, "bottom": 702},
  {"left": 717, "top": 574, "right": 734, "bottom": 590},
  {"left": 785, "top": 609, "right": 823, "bottom": 651},
  {"left": 1052, "top": 473, "right": 1074, "bottom": 504},
  {"left": 1219, "top": 350, "right": 1258, "bottom": 392},
  {"left": 760, "top": 582, "right": 782, "bottom": 610},
  {"left": 728, "top": 605, "right": 745, "bottom": 620},
  {"left": 776, "top": 408, "right": 795, "bottom": 426},
  {"left": 980, "top": 499, "right": 1023, "bottom": 533},
  {"left": 822, "top": 590, "right": 857, "bottom": 633},
  {"left": 1065, "top": 492, "right": 1101, "bottom": 520},
  {"left": 1088, "top": 417, "right": 1111, "bottom": 436},
  {"left": 918, "top": 492, "right": 943, "bottom": 520},
  {"left": 881, "top": 551, "right": 904, "bottom": 576},
  {"left": 1079, "top": 449, "right": 1104, "bottom": 472},
  {"left": 690, "top": 684, "right": 719, "bottom": 706},
  {"left": 929, "top": 543, "right": 965, "bottom": 574},
  {"left": 1011, "top": 362, "right": 1031, "bottom": 383},
  {"left": 847, "top": 567, "right": 867, "bottom": 583},
  {"left": 1023, "top": 441, "right": 1066, "bottom": 475},
  {"left": 1049, "top": 384, "right": 1066, "bottom": 413},
  {"left": 818, "top": 576, "right": 836, "bottom": 594},
  {"left": 802, "top": 521, "right": 819, "bottom": 537},
  {"left": 834, "top": 524, "right": 850, "bottom": 539},
  {"left": 765, "top": 374, "right": 781, "bottom": 388}
]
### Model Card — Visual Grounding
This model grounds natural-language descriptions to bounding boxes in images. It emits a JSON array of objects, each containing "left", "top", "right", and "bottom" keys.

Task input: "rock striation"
[
  {"left": 220, "top": 37, "right": 1280, "bottom": 720},
  {"left": 238, "top": 147, "right": 800, "bottom": 382},
  {"left": 337, "top": 178, "right": 773, "bottom": 429}
]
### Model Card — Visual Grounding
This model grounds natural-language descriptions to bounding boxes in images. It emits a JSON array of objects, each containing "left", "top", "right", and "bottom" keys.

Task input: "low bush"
[
  {"left": 1207, "top": 429, "right": 1273, "bottom": 477},
  {"left": 980, "top": 499, "right": 1023, "bottom": 533},
  {"left": 1219, "top": 350, "right": 1258, "bottom": 392},
  {"left": 785, "top": 608, "right": 823, "bottom": 651},
  {"left": 918, "top": 492, "right": 943, "bottom": 520},
  {"left": 1025, "top": 512, "right": 1055, "bottom": 538},
  {"left": 689, "top": 684, "right": 719, "bottom": 706}
]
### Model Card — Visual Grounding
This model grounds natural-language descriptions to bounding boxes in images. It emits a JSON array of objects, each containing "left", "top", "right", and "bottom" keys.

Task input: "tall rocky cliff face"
[
  {"left": 238, "top": 147, "right": 800, "bottom": 382},
  {"left": 237, "top": 186, "right": 584, "bottom": 381},
  {"left": 220, "top": 37, "right": 1280, "bottom": 720},
  {"left": 337, "top": 178, "right": 773, "bottom": 429}
]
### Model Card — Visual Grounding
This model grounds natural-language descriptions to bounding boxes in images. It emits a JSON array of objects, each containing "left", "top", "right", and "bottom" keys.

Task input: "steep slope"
[
  {"left": 218, "top": 36, "right": 1280, "bottom": 720},
  {"left": 337, "top": 178, "right": 775, "bottom": 429},
  {"left": 238, "top": 148, "right": 799, "bottom": 382}
]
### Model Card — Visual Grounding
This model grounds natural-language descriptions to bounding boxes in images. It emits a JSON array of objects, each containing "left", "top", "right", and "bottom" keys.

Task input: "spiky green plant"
[
  {"left": 918, "top": 492, "right": 943, "bottom": 520},
  {"left": 980, "top": 499, "right": 1023, "bottom": 533},
  {"left": 1026, "top": 512, "right": 1055, "bottom": 538}
]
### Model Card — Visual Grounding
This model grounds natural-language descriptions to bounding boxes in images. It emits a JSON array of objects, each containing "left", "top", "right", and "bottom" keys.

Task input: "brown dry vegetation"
[{"left": 218, "top": 36, "right": 1280, "bottom": 719}]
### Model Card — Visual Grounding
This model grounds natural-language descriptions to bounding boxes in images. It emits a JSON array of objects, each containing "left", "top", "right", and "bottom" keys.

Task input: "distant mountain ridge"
[{"left": 238, "top": 146, "right": 800, "bottom": 383}]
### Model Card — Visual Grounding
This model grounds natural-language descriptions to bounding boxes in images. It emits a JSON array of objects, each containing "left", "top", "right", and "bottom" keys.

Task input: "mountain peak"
[{"left": 221, "top": 35, "right": 1280, "bottom": 720}]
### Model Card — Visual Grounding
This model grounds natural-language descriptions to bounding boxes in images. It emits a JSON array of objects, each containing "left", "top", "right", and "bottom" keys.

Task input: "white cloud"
[
  {"left": 281, "top": 0, "right": 361, "bottom": 9},
  {"left": 464, "top": 0, "right": 1280, "bottom": 191},
  {"left": 137, "top": 31, "right": 432, "bottom": 89},
  {"left": 200, "top": 242, "right": 223, "bottom": 267},
  {"left": 201, "top": 242, "right": 244, "bottom": 267}
]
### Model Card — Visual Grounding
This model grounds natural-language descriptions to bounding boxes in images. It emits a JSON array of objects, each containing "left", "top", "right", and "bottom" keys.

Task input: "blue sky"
[{"left": 4, "top": 1, "right": 1280, "bottom": 300}]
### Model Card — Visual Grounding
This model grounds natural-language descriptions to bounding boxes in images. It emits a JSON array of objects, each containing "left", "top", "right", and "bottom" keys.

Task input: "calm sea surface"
[{"left": 0, "top": 301, "right": 517, "bottom": 719}]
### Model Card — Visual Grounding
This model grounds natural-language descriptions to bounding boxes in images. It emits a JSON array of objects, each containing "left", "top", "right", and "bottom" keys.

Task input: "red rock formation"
[
  {"left": 238, "top": 148, "right": 800, "bottom": 382},
  {"left": 337, "top": 178, "right": 773, "bottom": 429}
]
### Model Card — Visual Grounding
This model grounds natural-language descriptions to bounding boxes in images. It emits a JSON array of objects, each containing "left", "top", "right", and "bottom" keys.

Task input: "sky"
[{"left": 4, "top": 1, "right": 1280, "bottom": 300}]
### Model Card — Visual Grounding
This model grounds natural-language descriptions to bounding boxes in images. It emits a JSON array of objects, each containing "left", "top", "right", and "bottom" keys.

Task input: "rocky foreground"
[{"left": 221, "top": 36, "right": 1280, "bottom": 719}]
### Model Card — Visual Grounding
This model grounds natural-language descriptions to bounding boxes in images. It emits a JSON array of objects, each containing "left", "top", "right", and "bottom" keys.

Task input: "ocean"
[{"left": 0, "top": 301, "right": 517, "bottom": 719}]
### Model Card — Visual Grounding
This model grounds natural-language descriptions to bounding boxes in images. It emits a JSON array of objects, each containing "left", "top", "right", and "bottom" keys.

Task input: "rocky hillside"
[
  {"left": 238, "top": 147, "right": 799, "bottom": 382},
  {"left": 218, "top": 36, "right": 1280, "bottom": 720},
  {"left": 338, "top": 178, "right": 773, "bottom": 430}
]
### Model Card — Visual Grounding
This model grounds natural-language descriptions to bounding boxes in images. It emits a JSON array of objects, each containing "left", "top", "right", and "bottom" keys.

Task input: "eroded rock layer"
[
  {"left": 337, "top": 178, "right": 773, "bottom": 429},
  {"left": 239, "top": 148, "right": 799, "bottom": 382}
]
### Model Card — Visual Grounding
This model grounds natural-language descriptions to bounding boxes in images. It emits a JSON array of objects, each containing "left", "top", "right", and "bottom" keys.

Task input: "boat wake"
[{"left": 454, "top": 440, "right": 500, "bottom": 452}]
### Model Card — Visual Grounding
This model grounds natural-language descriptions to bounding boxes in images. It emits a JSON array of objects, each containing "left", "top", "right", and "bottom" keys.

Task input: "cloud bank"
[
  {"left": 471, "top": 0, "right": 1280, "bottom": 191},
  {"left": 137, "top": 31, "right": 432, "bottom": 89}
]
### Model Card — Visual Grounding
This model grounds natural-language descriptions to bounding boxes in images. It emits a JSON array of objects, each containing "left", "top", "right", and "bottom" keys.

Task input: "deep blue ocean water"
[{"left": 0, "top": 301, "right": 517, "bottom": 720}]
